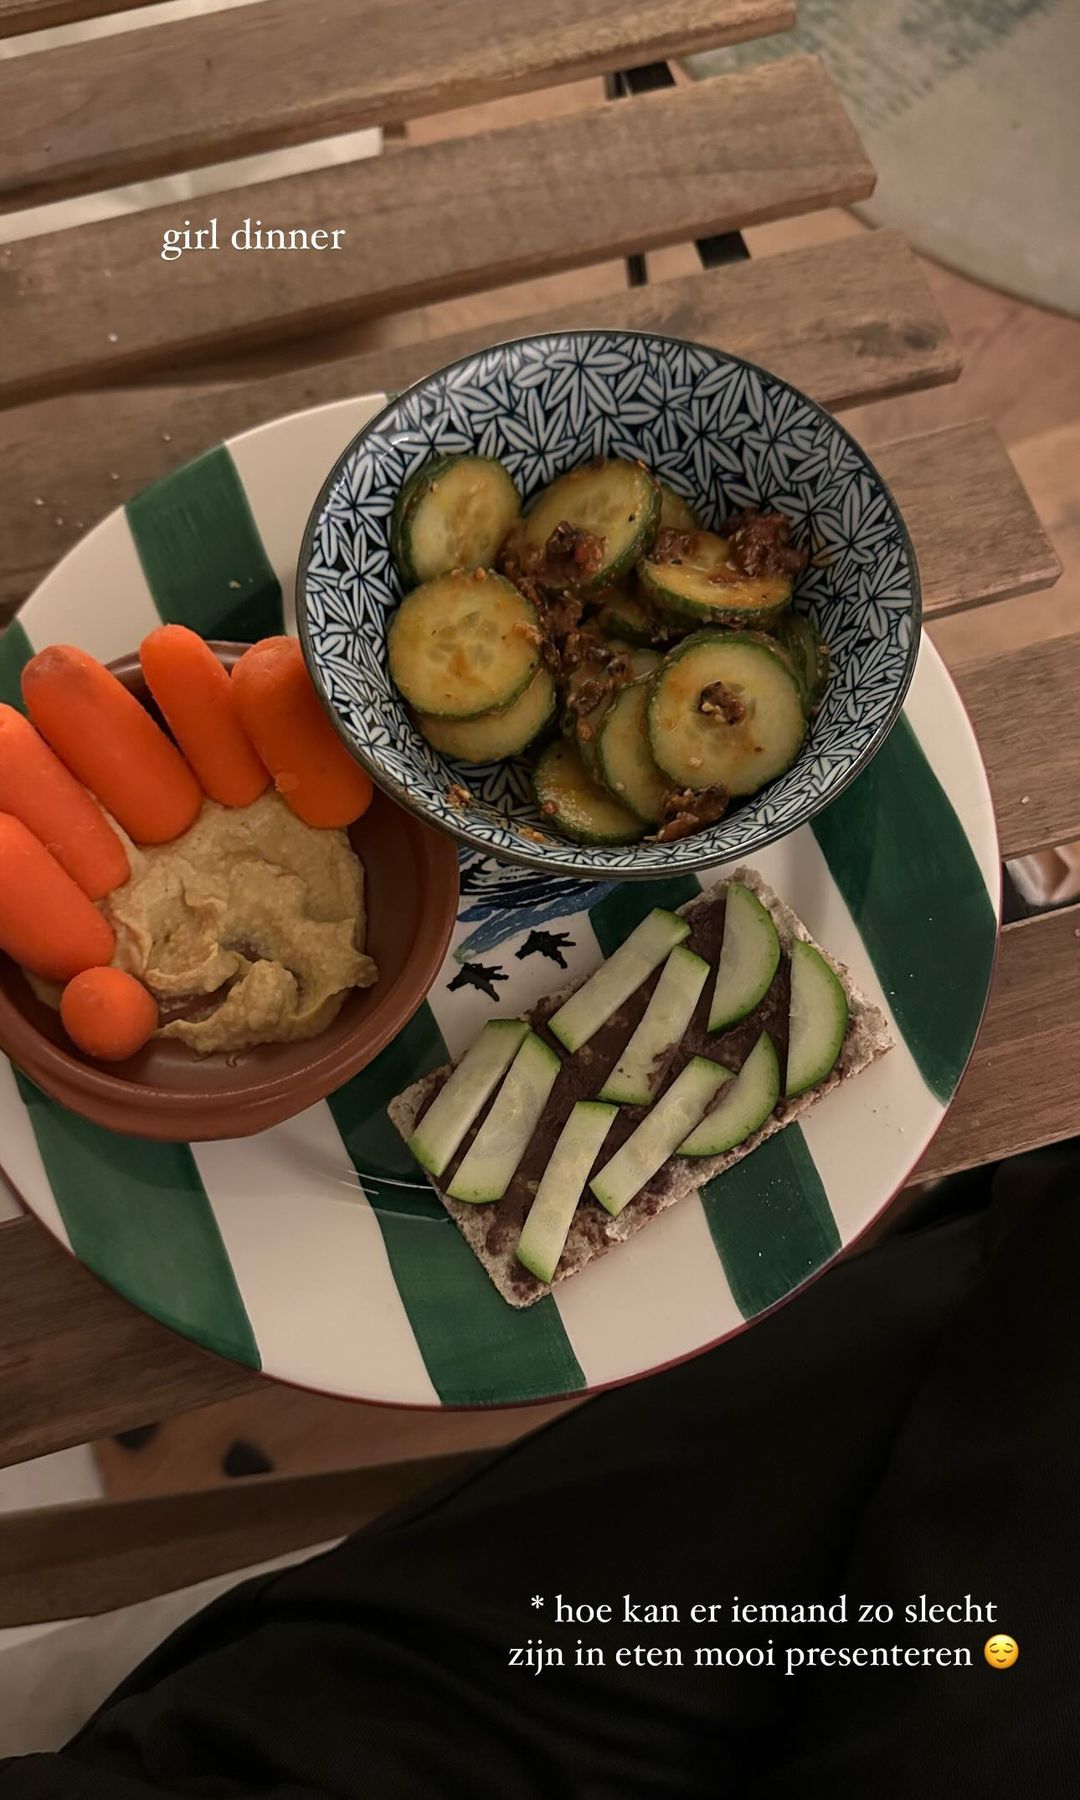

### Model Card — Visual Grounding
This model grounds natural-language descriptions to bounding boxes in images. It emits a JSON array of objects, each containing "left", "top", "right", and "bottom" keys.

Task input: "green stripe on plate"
[
  {"left": 0, "top": 619, "right": 32, "bottom": 710},
  {"left": 327, "top": 1005, "right": 586, "bottom": 1406},
  {"left": 14, "top": 1073, "right": 260, "bottom": 1367},
  {"left": 813, "top": 716, "right": 997, "bottom": 1103},
  {"left": 700, "top": 1126, "right": 840, "bottom": 1319},
  {"left": 590, "top": 875, "right": 702, "bottom": 957},
  {"left": 126, "top": 445, "right": 284, "bottom": 643}
]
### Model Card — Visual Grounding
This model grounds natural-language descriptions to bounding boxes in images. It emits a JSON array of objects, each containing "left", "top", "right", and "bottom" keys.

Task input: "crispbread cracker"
[{"left": 388, "top": 868, "right": 891, "bottom": 1307}]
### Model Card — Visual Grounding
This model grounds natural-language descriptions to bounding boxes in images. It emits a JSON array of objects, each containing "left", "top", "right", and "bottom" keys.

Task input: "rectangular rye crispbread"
[{"left": 388, "top": 869, "right": 891, "bottom": 1308}]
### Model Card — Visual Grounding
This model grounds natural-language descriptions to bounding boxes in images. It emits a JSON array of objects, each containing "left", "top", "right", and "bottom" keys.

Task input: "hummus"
[{"left": 103, "top": 791, "right": 377, "bottom": 1055}]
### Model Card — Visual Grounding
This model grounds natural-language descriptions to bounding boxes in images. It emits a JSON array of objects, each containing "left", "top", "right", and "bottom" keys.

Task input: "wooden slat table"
[{"left": 0, "top": 3, "right": 1073, "bottom": 1496}]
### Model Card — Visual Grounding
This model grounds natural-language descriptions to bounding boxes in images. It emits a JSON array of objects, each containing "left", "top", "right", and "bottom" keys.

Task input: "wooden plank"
[
  {"left": 916, "top": 904, "right": 1080, "bottom": 1182},
  {"left": 0, "top": 0, "right": 158, "bottom": 34},
  {"left": 0, "top": 59, "right": 875, "bottom": 408},
  {"left": 3, "top": 899, "right": 1078, "bottom": 1465},
  {"left": 0, "top": 0, "right": 794, "bottom": 208},
  {"left": 954, "top": 635, "right": 1080, "bottom": 862},
  {"left": 0, "top": 1457, "right": 483, "bottom": 1624},
  {"left": 872, "top": 420, "right": 1061, "bottom": 616},
  {"left": 0, "top": 230, "right": 960, "bottom": 618}
]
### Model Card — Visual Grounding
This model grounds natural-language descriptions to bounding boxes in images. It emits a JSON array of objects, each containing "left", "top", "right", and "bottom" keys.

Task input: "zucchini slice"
[
  {"left": 648, "top": 632, "right": 807, "bottom": 796},
  {"left": 590, "top": 1056, "right": 731, "bottom": 1217},
  {"left": 596, "top": 590, "right": 655, "bottom": 647},
  {"left": 776, "top": 611, "right": 830, "bottom": 714},
  {"left": 515, "top": 459, "right": 661, "bottom": 594},
  {"left": 658, "top": 484, "right": 701, "bottom": 532},
  {"left": 533, "top": 739, "right": 644, "bottom": 847},
  {"left": 785, "top": 940, "right": 849, "bottom": 1097},
  {"left": 409, "top": 1019, "right": 529, "bottom": 1176},
  {"left": 595, "top": 669, "right": 669, "bottom": 824},
  {"left": 677, "top": 1031, "right": 780, "bottom": 1157},
  {"left": 447, "top": 1031, "right": 561, "bottom": 1204},
  {"left": 548, "top": 907, "right": 690, "bottom": 1053},
  {"left": 708, "top": 881, "right": 781, "bottom": 1031},
  {"left": 389, "top": 569, "right": 540, "bottom": 719},
  {"left": 600, "top": 945, "right": 710, "bottom": 1106},
  {"left": 639, "top": 529, "right": 793, "bottom": 627},
  {"left": 417, "top": 669, "right": 556, "bottom": 764},
  {"left": 515, "top": 1101, "right": 618, "bottom": 1282},
  {"left": 391, "top": 455, "right": 521, "bottom": 587}
]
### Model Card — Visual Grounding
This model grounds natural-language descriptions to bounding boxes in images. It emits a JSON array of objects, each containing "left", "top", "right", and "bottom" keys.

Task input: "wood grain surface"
[
  {"left": 0, "top": 0, "right": 794, "bottom": 208},
  {"left": 954, "top": 636, "right": 1080, "bottom": 862},
  {"left": 0, "top": 229, "right": 959, "bottom": 616},
  {"left": 0, "top": 60, "right": 875, "bottom": 408},
  {"left": 0, "top": 0, "right": 158, "bottom": 34},
  {"left": 2, "top": 892, "right": 1078, "bottom": 1468}
]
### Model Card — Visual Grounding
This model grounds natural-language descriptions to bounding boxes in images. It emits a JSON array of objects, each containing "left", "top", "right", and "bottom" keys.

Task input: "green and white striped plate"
[{"left": 0, "top": 398, "right": 1000, "bottom": 1407}]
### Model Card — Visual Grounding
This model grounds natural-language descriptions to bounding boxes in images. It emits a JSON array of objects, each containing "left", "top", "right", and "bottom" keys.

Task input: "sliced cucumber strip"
[
  {"left": 595, "top": 670, "right": 668, "bottom": 824},
  {"left": 409, "top": 1019, "right": 529, "bottom": 1176},
  {"left": 391, "top": 455, "right": 521, "bottom": 587},
  {"left": 447, "top": 1032, "right": 561, "bottom": 1204},
  {"left": 590, "top": 1057, "right": 731, "bottom": 1217},
  {"left": 516, "top": 459, "right": 660, "bottom": 594},
  {"left": 549, "top": 907, "right": 690, "bottom": 1053},
  {"left": 708, "top": 881, "right": 781, "bottom": 1032},
  {"left": 639, "top": 530, "right": 792, "bottom": 627},
  {"left": 776, "top": 611, "right": 830, "bottom": 714},
  {"left": 596, "top": 591, "right": 655, "bottom": 647},
  {"left": 600, "top": 945, "right": 710, "bottom": 1106},
  {"left": 648, "top": 632, "right": 807, "bottom": 796},
  {"left": 389, "top": 569, "right": 540, "bottom": 720},
  {"left": 417, "top": 669, "right": 556, "bottom": 764},
  {"left": 533, "top": 738, "right": 644, "bottom": 847},
  {"left": 678, "top": 1030, "right": 780, "bottom": 1157},
  {"left": 658, "top": 484, "right": 701, "bottom": 532},
  {"left": 515, "top": 1101, "right": 618, "bottom": 1282},
  {"left": 785, "top": 940, "right": 849, "bottom": 1097}
]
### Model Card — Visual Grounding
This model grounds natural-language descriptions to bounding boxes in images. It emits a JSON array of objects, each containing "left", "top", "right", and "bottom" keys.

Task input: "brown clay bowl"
[{"left": 0, "top": 644, "right": 459, "bottom": 1141}]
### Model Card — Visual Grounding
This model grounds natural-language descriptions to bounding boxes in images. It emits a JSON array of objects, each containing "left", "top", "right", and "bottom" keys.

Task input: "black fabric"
[{"left": 3, "top": 1151, "right": 1079, "bottom": 1798}]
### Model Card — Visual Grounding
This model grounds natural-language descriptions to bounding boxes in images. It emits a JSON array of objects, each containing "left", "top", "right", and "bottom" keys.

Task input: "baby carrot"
[
  {"left": 139, "top": 625, "right": 269, "bottom": 809},
  {"left": 0, "top": 813, "right": 115, "bottom": 982},
  {"left": 0, "top": 704, "right": 129, "bottom": 900},
  {"left": 22, "top": 645, "right": 202, "bottom": 845},
  {"left": 232, "top": 637, "right": 374, "bottom": 829},
  {"left": 61, "top": 966, "right": 159, "bottom": 1062}
]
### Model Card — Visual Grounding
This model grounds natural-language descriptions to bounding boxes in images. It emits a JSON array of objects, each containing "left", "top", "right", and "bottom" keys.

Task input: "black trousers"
[{"left": 3, "top": 1149, "right": 1078, "bottom": 1799}]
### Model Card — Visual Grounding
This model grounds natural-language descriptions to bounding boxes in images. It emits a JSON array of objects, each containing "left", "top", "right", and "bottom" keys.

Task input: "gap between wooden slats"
[
  {"left": 0, "top": 0, "right": 159, "bottom": 36},
  {"left": 0, "top": 60, "right": 875, "bottom": 407}
]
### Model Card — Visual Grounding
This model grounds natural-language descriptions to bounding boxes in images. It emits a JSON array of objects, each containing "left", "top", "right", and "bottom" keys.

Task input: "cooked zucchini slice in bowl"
[
  {"left": 513, "top": 459, "right": 660, "bottom": 594},
  {"left": 658, "top": 484, "right": 701, "bottom": 532},
  {"left": 534, "top": 738, "right": 645, "bottom": 845},
  {"left": 639, "top": 530, "right": 793, "bottom": 628},
  {"left": 776, "top": 611, "right": 830, "bottom": 714},
  {"left": 388, "top": 569, "right": 540, "bottom": 719},
  {"left": 648, "top": 632, "right": 806, "bottom": 796},
  {"left": 595, "top": 589, "right": 656, "bottom": 647},
  {"left": 595, "top": 666, "right": 668, "bottom": 825},
  {"left": 416, "top": 668, "right": 556, "bottom": 763},
  {"left": 391, "top": 455, "right": 521, "bottom": 587}
]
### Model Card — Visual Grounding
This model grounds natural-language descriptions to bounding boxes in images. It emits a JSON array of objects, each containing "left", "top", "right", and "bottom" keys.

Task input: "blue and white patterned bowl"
[{"left": 298, "top": 331, "right": 920, "bottom": 879}]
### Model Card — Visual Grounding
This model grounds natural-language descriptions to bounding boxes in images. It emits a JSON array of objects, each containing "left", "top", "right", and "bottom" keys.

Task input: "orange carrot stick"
[
  {"left": 61, "top": 966, "right": 159, "bottom": 1062},
  {"left": 232, "top": 637, "right": 374, "bottom": 829},
  {"left": 0, "top": 813, "right": 115, "bottom": 982},
  {"left": 139, "top": 626, "right": 269, "bottom": 809},
  {"left": 0, "top": 703, "right": 129, "bottom": 900},
  {"left": 22, "top": 645, "right": 202, "bottom": 845}
]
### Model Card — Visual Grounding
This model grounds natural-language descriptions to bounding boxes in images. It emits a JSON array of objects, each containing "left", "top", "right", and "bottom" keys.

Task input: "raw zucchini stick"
[
  {"left": 447, "top": 1032, "right": 561, "bottom": 1204},
  {"left": 601, "top": 945, "right": 710, "bottom": 1106},
  {"left": 678, "top": 1031, "right": 780, "bottom": 1157},
  {"left": 591, "top": 1056, "right": 731, "bottom": 1217},
  {"left": 409, "top": 1019, "right": 529, "bottom": 1176},
  {"left": 516, "top": 1101, "right": 618, "bottom": 1282},
  {"left": 785, "top": 941, "right": 849, "bottom": 1097},
  {"left": 708, "top": 881, "right": 781, "bottom": 1031},
  {"left": 548, "top": 908, "right": 690, "bottom": 1053}
]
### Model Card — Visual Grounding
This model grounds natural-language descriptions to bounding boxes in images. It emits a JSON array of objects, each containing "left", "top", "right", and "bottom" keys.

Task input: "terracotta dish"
[{"left": 0, "top": 643, "right": 459, "bottom": 1142}]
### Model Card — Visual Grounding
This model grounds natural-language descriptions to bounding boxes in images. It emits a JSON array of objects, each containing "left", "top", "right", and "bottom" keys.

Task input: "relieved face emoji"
[{"left": 984, "top": 1635, "right": 1019, "bottom": 1669}]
